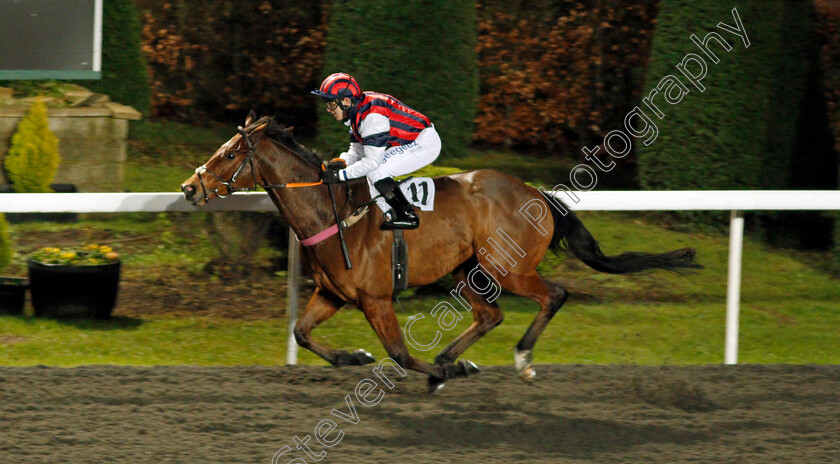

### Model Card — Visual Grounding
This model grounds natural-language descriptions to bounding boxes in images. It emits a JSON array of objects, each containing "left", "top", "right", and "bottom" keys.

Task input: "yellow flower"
[{"left": 31, "top": 244, "right": 120, "bottom": 266}]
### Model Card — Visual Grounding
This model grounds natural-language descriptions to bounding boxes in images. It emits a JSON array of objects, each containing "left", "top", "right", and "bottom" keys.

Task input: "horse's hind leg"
[
  {"left": 294, "top": 288, "right": 375, "bottom": 367},
  {"left": 433, "top": 266, "right": 504, "bottom": 366},
  {"left": 504, "top": 274, "right": 568, "bottom": 382}
]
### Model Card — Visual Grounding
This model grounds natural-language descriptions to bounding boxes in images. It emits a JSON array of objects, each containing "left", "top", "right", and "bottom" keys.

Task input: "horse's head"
[{"left": 181, "top": 111, "right": 321, "bottom": 206}]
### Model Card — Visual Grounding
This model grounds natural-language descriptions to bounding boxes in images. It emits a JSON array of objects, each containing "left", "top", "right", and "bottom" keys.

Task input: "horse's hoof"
[
  {"left": 352, "top": 349, "right": 376, "bottom": 365},
  {"left": 519, "top": 365, "right": 536, "bottom": 383},
  {"left": 334, "top": 349, "right": 375, "bottom": 366},
  {"left": 514, "top": 348, "right": 535, "bottom": 383},
  {"left": 460, "top": 360, "right": 481, "bottom": 376},
  {"left": 428, "top": 377, "right": 445, "bottom": 394}
]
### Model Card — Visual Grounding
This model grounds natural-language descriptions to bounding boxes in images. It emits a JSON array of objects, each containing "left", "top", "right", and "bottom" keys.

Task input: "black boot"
[{"left": 374, "top": 178, "right": 419, "bottom": 230}]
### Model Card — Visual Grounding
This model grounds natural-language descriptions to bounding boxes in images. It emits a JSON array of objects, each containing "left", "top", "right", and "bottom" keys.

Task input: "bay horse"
[{"left": 181, "top": 112, "right": 700, "bottom": 392}]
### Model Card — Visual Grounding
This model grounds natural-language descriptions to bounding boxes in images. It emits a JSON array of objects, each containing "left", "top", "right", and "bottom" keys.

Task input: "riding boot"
[{"left": 374, "top": 178, "right": 419, "bottom": 230}]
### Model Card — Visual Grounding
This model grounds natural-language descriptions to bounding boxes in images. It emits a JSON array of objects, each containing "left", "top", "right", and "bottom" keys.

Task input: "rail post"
[
  {"left": 286, "top": 228, "right": 301, "bottom": 365},
  {"left": 725, "top": 210, "right": 744, "bottom": 365}
]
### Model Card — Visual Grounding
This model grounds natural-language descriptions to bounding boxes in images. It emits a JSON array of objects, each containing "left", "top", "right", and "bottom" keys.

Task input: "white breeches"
[{"left": 366, "top": 126, "right": 441, "bottom": 213}]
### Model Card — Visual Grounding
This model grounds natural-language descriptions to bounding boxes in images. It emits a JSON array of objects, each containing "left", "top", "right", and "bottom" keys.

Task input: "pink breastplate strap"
[{"left": 298, "top": 225, "right": 339, "bottom": 246}]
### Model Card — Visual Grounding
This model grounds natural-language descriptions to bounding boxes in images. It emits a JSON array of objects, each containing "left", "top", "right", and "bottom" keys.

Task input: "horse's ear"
[{"left": 245, "top": 109, "right": 257, "bottom": 126}]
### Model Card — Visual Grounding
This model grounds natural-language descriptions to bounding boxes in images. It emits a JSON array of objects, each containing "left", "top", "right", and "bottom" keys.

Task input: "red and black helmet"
[{"left": 311, "top": 73, "right": 362, "bottom": 101}]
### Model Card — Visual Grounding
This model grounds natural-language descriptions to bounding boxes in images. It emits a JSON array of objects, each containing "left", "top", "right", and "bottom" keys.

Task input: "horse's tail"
[{"left": 543, "top": 193, "right": 701, "bottom": 274}]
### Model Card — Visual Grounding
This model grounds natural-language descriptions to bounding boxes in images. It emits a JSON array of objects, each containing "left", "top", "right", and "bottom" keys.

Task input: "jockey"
[{"left": 312, "top": 72, "right": 441, "bottom": 230}]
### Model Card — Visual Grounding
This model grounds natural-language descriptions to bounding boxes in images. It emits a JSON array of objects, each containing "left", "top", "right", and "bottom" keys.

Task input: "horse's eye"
[{"left": 226, "top": 152, "right": 236, "bottom": 160}]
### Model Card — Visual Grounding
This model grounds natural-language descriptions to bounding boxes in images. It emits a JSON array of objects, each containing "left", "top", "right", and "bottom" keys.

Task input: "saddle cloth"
[{"left": 398, "top": 177, "right": 435, "bottom": 211}]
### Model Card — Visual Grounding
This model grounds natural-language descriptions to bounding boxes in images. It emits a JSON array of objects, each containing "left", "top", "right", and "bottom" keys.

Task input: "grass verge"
[
  {"left": 2, "top": 296, "right": 838, "bottom": 367},
  {"left": 2, "top": 209, "right": 838, "bottom": 367}
]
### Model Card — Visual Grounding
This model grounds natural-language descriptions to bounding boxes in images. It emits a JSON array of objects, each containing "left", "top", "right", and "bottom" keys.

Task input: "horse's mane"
[{"left": 245, "top": 116, "right": 324, "bottom": 168}]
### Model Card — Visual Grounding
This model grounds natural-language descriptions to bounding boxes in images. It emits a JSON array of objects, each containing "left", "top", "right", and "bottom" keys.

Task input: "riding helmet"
[{"left": 311, "top": 73, "right": 362, "bottom": 101}]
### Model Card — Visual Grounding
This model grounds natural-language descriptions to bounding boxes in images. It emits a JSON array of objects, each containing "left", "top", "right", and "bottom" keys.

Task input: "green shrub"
[
  {"left": 4, "top": 99, "right": 60, "bottom": 193},
  {"left": 81, "top": 0, "right": 150, "bottom": 114},
  {"left": 834, "top": 211, "right": 840, "bottom": 273},
  {"left": 318, "top": 0, "right": 478, "bottom": 159},
  {"left": 0, "top": 214, "right": 11, "bottom": 272},
  {"left": 637, "top": 1, "right": 836, "bottom": 244}
]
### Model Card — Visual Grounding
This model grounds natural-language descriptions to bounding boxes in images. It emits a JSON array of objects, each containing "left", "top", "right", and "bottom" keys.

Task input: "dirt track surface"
[{"left": 1, "top": 364, "right": 839, "bottom": 463}]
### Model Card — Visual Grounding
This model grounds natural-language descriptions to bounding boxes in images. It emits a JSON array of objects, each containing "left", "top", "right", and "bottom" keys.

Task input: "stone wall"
[{"left": 0, "top": 100, "right": 140, "bottom": 193}]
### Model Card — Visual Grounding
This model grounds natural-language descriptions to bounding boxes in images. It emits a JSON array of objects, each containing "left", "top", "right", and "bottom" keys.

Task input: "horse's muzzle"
[{"left": 181, "top": 183, "right": 197, "bottom": 202}]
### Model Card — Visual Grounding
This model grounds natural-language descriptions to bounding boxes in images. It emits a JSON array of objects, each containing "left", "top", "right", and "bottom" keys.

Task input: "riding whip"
[{"left": 327, "top": 183, "right": 353, "bottom": 270}]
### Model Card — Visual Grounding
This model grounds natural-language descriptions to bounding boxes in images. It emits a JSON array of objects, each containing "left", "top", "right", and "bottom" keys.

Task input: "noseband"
[{"left": 193, "top": 126, "right": 261, "bottom": 202}]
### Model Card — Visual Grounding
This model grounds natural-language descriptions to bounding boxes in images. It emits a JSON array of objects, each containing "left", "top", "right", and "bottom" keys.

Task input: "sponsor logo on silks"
[{"left": 382, "top": 141, "right": 418, "bottom": 164}]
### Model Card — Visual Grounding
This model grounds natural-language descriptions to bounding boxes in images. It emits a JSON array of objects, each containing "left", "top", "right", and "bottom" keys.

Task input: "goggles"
[{"left": 322, "top": 98, "right": 339, "bottom": 111}]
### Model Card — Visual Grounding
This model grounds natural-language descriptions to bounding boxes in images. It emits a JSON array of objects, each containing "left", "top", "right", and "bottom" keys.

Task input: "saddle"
[{"left": 339, "top": 177, "right": 436, "bottom": 298}]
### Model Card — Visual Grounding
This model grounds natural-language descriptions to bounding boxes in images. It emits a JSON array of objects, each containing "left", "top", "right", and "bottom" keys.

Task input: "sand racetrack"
[{"left": 1, "top": 364, "right": 838, "bottom": 463}]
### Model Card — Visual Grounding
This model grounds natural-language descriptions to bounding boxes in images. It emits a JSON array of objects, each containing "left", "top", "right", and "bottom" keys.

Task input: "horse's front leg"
[{"left": 293, "top": 288, "right": 375, "bottom": 366}]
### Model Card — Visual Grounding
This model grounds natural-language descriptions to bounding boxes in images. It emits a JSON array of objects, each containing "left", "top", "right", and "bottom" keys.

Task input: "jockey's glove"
[
  {"left": 321, "top": 160, "right": 344, "bottom": 184},
  {"left": 326, "top": 158, "right": 347, "bottom": 169}
]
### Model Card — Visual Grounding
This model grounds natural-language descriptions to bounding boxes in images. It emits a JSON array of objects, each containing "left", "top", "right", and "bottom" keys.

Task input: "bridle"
[
  {"left": 191, "top": 119, "right": 361, "bottom": 269},
  {"left": 192, "top": 124, "right": 322, "bottom": 204}
]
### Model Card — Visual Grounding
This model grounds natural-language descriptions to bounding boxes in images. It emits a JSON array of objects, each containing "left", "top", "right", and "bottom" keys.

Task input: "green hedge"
[
  {"left": 637, "top": 1, "right": 836, "bottom": 245},
  {"left": 81, "top": 0, "right": 149, "bottom": 114},
  {"left": 0, "top": 214, "right": 10, "bottom": 272},
  {"left": 318, "top": 0, "right": 478, "bottom": 159},
  {"left": 835, "top": 212, "right": 840, "bottom": 272}
]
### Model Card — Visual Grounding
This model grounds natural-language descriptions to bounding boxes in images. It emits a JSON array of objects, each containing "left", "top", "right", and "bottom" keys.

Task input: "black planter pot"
[
  {"left": 0, "top": 277, "right": 28, "bottom": 315},
  {"left": 27, "top": 260, "right": 120, "bottom": 319}
]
